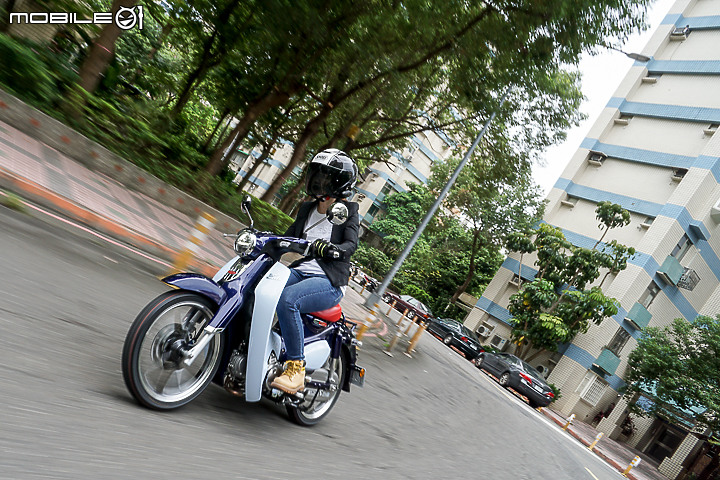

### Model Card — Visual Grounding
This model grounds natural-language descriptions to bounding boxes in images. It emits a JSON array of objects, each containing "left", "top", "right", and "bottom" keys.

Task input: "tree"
[
  {"left": 625, "top": 316, "right": 720, "bottom": 480},
  {"left": 506, "top": 203, "right": 636, "bottom": 361},
  {"left": 430, "top": 150, "right": 545, "bottom": 304},
  {"left": 74, "top": 0, "right": 137, "bottom": 95}
]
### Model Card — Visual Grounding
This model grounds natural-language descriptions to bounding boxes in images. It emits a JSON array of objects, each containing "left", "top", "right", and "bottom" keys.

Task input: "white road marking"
[{"left": 585, "top": 467, "right": 600, "bottom": 480}]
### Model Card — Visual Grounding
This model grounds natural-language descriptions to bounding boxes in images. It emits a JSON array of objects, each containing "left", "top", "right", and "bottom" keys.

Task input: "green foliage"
[
  {"left": 352, "top": 243, "right": 392, "bottom": 279},
  {"left": 506, "top": 203, "right": 633, "bottom": 359},
  {"left": 0, "top": 36, "right": 56, "bottom": 106},
  {"left": 401, "top": 284, "right": 433, "bottom": 306},
  {"left": 0, "top": 191, "right": 26, "bottom": 212},
  {"left": 625, "top": 315, "right": 720, "bottom": 433},
  {"left": 548, "top": 383, "right": 562, "bottom": 403}
]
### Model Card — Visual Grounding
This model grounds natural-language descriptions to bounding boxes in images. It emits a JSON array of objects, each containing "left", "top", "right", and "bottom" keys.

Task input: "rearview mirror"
[
  {"left": 242, "top": 195, "right": 252, "bottom": 210},
  {"left": 327, "top": 202, "right": 349, "bottom": 226}
]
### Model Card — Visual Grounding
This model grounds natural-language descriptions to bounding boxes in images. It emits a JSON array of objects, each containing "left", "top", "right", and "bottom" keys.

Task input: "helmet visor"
[{"left": 305, "top": 163, "right": 337, "bottom": 197}]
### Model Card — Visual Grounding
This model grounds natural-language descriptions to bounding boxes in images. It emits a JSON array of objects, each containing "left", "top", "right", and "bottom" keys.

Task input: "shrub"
[
  {"left": 353, "top": 243, "right": 392, "bottom": 278},
  {"left": 0, "top": 35, "right": 55, "bottom": 106}
]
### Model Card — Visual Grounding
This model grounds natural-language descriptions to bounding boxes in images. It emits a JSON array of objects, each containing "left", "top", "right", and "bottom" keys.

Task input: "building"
[
  {"left": 463, "top": 1, "right": 720, "bottom": 477},
  {"left": 231, "top": 130, "right": 455, "bottom": 220}
]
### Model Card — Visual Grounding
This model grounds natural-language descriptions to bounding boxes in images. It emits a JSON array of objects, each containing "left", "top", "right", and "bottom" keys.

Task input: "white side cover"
[
  {"left": 245, "top": 262, "right": 290, "bottom": 402},
  {"left": 212, "top": 256, "right": 240, "bottom": 283}
]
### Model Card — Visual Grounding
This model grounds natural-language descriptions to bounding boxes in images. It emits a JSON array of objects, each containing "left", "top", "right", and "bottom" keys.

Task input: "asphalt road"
[{"left": 0, "top": 202, "right": 625, "bottom": 480}]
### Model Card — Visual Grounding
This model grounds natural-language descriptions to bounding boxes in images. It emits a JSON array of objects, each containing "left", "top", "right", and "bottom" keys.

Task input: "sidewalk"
[
  {"left": 0, "top": 103, "right": 668, "bottom": 480},
  {"left": 540, "top": 408, "right": 668, "bottom": 480}
]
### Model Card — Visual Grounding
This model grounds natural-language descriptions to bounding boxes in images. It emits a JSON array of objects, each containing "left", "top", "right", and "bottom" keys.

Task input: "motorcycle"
[{"left": 121, "top": 197, "right": 365, "bottom": 426}]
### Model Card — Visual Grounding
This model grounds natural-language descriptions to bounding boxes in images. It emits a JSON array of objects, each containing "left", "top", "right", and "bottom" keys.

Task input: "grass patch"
[{"left": 0, "top": 192, "right": 26, "bottom": 212}]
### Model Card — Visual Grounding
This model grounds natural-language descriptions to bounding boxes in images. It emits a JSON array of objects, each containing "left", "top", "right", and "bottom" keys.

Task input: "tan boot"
[{"left": 270, "top": 360, "right": 306, "bottom": 394}]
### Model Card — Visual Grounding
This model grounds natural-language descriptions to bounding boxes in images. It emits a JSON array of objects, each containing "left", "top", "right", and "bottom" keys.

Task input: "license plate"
[
  {"left": 350, "top": 365, "right": 365, "bottom": 387},
  {"left": 533, "top": 385, "right": 544, "bottom": 393}
]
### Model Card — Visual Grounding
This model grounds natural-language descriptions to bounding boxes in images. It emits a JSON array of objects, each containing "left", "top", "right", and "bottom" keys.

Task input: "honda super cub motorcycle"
[{"left": 121, "top": 197, "right": 365, "bottom": 426}]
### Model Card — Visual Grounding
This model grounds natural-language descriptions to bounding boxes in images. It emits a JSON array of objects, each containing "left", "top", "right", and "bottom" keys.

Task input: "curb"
[
  {"left": 540, "top": 408, "right": 639, "bottom": 480},
  {"left": 0, "top": 164, "right": 218, "bottom": 278}
]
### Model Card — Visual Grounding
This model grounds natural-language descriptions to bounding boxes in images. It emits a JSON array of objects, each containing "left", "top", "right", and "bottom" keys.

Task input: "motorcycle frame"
[{"left": 161, "top": 237, "right": 358, "bottom": 403}]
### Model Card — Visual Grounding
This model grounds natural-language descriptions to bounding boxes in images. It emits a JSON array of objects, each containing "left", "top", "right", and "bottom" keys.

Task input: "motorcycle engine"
[{"left": 223, "top": 349, "right": 247, "bottom": 397}]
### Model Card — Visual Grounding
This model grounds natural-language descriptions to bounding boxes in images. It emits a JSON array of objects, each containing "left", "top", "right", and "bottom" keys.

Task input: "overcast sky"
[{"left": 534, "top": 0, "right": 676, "bottom": 196}]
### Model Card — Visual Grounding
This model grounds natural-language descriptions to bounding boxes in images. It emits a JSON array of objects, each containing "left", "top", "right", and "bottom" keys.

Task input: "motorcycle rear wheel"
[
  {"left": 287, "top": 352, "right": 347, "bottom": 426},
  {"left": 122, "top": 291, "right": 224, "bottom": 410}
]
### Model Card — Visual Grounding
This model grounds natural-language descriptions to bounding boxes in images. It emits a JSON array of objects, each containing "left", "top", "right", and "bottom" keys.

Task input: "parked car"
[
  {"left": 476, "top": 352, "right": 555, "bottom": 408},
  {"left": 381, "top": 292, "right": 432, "bottom": 320},
  {"left": 427, "top": 318, "right": 484, "bottom": 360}
]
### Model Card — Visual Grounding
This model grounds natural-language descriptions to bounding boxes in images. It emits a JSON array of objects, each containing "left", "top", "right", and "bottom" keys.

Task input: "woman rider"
[{"left": 270, "top": 149, "right": 359, "bottom": 394}]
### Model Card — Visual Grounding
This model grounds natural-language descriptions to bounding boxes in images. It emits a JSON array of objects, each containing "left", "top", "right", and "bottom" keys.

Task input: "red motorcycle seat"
[{"left": 310, "top": 304, "right": 342, "bottom": 323}]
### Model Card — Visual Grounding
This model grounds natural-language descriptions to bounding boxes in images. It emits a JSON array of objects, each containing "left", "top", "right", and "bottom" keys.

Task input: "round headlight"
[{"left": 234, "top": 230, "right": 257, "bottom": 257}]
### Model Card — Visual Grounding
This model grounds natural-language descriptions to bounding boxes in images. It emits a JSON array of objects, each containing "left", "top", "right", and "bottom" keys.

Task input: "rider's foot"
[{"left": 271, "top": 360, "right": 306, "bottom": 394}]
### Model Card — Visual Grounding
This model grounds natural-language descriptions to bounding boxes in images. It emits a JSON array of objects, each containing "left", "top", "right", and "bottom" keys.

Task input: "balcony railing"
[
  {"left": 593, "top": 348, "right": 621, "bottom": 376},
  {"left": 625, "top": 302, "right": 652, "bottom": 330},
  {"left": 657, "top": 255, "right": 684, "bottom": 285}
]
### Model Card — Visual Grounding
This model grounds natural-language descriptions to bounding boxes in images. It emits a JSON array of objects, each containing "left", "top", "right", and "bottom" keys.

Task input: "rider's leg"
[{"left": 272, "top": 271, "right": 343, "bottom": 393}]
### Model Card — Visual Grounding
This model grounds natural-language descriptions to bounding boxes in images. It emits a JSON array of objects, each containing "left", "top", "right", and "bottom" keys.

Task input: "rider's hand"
[{"left": 312, "top": 239, "right": 340, "bottom": 260}]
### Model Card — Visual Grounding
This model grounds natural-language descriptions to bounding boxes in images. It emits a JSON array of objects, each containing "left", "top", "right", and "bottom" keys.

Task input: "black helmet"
[{"left": 305, "top": 149, "right": 358, "bottom": 199}]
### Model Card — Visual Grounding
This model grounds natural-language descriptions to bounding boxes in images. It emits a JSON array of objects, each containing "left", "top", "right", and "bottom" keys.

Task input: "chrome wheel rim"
[
  {"left": 298, "top": 356, "right": 343, "bottom": 420},
  {"left": 137, "top": 301, "right": 219, "bottom": 403}
]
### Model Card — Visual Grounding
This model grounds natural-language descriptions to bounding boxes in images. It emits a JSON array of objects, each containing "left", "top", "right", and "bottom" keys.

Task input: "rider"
[{"left": 270, "top": 149, "right": 360, "bottom": 394}]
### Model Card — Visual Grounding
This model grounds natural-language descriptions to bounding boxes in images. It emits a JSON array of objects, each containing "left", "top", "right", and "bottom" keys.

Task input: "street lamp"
[
  {"left": 364, "top": 89, "right": 511, "bottom": 309},
  {"left": 604, "top": 45, "right": 651, "bottom": 62}
]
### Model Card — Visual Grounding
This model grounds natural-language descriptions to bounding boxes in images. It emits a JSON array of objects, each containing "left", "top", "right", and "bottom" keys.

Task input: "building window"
[
  {"left": 576, "top": 372, "right": 608, "bottom": 406},
  {"left": 639, "top": 281, "right": 660, "bottom": 308},
  {"left": 378, "top": 183, "right": 394, "bottom": 201},
  {"left": 367, "top": 204, "right": 380, "bottom": 217},
  {"left": 606, "top": 328, "right": 631, "bottom": 356},
  {"left": 671, "top": 234, "right": 693, "bottom": 262}
]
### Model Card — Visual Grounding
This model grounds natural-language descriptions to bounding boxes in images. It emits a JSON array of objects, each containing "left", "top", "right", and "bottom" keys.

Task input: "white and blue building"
[{"left": 463, "top": 1, "right": 720, "bottom": 476}]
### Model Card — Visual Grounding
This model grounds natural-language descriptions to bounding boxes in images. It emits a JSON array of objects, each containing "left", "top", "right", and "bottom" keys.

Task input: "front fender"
[{"left": 162, "top": 273, "right": 226, "bottom": 306}]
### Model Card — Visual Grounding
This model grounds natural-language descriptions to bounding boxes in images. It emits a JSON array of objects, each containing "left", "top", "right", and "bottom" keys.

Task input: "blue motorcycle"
[{"left": 122, "top": 198, "right": 365, "bottom": 426}]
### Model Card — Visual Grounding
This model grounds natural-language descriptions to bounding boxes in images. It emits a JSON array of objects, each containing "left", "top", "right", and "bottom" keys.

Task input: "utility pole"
[{"left": 364, "top": 90, "right": 510, "bottom": 309}]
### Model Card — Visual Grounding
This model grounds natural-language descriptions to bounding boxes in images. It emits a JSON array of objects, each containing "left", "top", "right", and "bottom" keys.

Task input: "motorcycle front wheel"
[
  {"left": 122, "top": 291, "right": 224, "bottom": 410},
  {"left": 287, "top": 351, "right": 347, "bottom": 426}
]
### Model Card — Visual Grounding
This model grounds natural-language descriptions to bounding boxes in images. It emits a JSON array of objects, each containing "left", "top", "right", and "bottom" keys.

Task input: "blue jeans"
[{"left": 277, "top": 269, "right": 343, "bottom": 361}]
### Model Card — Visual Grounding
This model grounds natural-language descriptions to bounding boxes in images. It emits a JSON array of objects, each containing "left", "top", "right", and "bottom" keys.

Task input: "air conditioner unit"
[
  {"left": 490, "top": 336, "right": 508, "bottom": 351},
  {"left": 672, "top": 168, "right": 688, "bottom": 182},
  {"left": 587, "top": 151, "right": 607, "bottom": 166},
  {"left": 477, "top": 325, "right": 492, "bottom": 337},
  {"left": 535, "top": 365, "right": 550, "bottom": 378},
  {"left": 670, "top": 25, "right": 690, "bottom": 40},
  {"left": 704, "top": 124, "right": 719, "bottom": 136}
]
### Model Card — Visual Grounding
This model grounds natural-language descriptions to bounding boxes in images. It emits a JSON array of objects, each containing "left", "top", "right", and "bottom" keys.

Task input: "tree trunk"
[
  {"left": 76, "top": 0, "right": 137, "bottom": 95},
  {"left": 0, "top": 0, "right": 17, "bottom": 33},
  {"left": 202, "top": 108, "right": 231, "bottom": 151},
  {"left": 169, "top": 43, "right": 217, "bottom": 119},
  {"left": 260, "top": 103, "right": 333, "bottom": 203},
  {"left": 698, "top": 449, "right": 719, "bottom": 480},
  {"left": 278, "top": 175, "right": 307, "bottom": 213},
  {"left": 236, "top": 138, "right": 276, "bottom": 193},
  {"left": 451, "top": 229, "right": 481, "bottom": 304},
  {"left": 205, "top": 88, "right": 295, "bottom": 176}
]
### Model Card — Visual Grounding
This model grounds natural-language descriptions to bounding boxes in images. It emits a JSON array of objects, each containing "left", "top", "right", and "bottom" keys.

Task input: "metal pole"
[{"left": 365, "top": 90, "right": 510, "bottom": 309}]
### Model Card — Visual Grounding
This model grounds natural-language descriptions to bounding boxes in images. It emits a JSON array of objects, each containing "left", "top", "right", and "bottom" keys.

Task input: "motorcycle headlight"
[{"left": 234, "top": 230, "right": 257, "bottom": 257}]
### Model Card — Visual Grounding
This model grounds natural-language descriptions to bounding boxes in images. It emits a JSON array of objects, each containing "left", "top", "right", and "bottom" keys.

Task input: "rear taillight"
[
  {"left": 519, "top": 373, "right": 533, "bottom": 384},
  {"left": 546, "top": 391, "right": 555, "bottom": 398},
  {"left": 461, "top": 336, "right": 468, "bottom": 342}
]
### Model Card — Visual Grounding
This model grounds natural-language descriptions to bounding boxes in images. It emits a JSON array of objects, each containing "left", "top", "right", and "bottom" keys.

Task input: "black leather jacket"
[{"left": 283, "top": 200, "right": 360, "bottom": 288}]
